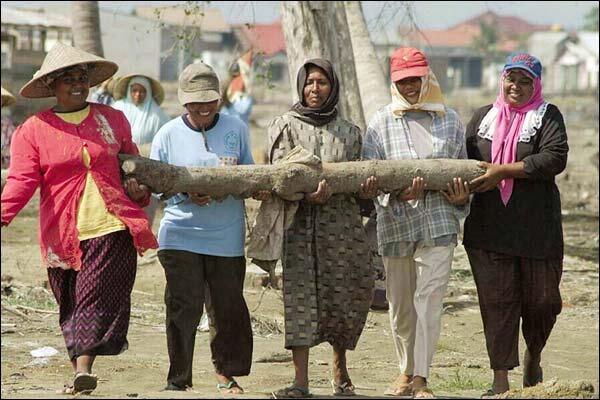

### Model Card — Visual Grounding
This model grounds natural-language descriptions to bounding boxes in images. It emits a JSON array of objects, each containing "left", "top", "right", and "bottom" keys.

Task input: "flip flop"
[
  {"left": 413, "top": 386, "right": 435, "bottom": 398},
  {"left": 384, "top": 382, "right": 412, "bottom": 396},
  {"left": 271, "top": 385, "right": 312, "bottom": 398},
  {"left": 217, "top": 379, "right": 244, "bottom": 394},
  {"left": 73, "top": 372, "right": 98, "bottom": 394},
  {"left": 331, "top": 379, "right": 356, "bottom": 396}
]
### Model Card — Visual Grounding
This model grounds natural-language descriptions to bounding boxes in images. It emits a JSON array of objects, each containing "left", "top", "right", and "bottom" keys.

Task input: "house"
[
  {"left": 400, "top": 11, "right": 550, "bottom": 92},
  {"left": 232, "top": 21, "right": 289, "bottom": 85},
  {"left": 1, "top": 6, "right": 72, "bottom": 82},
  {"left": 134, "top": 6, "right": 235, "bottom": 82},
  {"left": 526, "top": 31, "right": 600, "bottom": 94},
  {"left": 99, "top": 10, "right": 161, "bottom": 79}
]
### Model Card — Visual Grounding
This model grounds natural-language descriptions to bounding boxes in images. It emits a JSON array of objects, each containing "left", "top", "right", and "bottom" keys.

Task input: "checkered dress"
[
  {"left": 361, "top": 105, "right": 469, "bottom": 252},
  {"left": 268, "top": 112, "right": 374, "bottom": 350}
]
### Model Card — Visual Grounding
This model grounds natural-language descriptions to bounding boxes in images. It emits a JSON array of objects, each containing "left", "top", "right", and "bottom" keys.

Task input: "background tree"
[
  {"left": 344, "top": 0, "right": 391, "bottom": 126},
  {"left": 583, "top": 5, "right": 599, "bottom": 31},
  {"left": 72, "top": 1, "right": 104, "bottom": 56},
  {"left": 281, "top": 1, "right": 365, "bottom": 130}
]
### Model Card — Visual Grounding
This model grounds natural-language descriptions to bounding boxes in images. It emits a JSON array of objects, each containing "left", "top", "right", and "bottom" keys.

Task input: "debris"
[
  {"left": 490, "top": 378, "right": 596, "bottom": 398},
  {"left": 255, "top": 352, "right": 292, "bottom": 363},
  {"left": 15, "top": 304, "right": 58, "bottom": 315},
  {"left": 1, "top": 304, "right": 37, "bottom": 321},
  {"left": 30, "top": 346, "right": 58, "bottom": 358}
]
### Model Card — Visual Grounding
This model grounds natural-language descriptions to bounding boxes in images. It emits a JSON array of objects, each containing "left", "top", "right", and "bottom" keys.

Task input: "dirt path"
[{"left": 1, "top": 94, "right": 598, "bottom": 398}]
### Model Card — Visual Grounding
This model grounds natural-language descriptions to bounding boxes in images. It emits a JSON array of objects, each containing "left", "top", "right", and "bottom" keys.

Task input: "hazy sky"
[{"left": 2, "top": 1, "right": 597, "bottom": 32}]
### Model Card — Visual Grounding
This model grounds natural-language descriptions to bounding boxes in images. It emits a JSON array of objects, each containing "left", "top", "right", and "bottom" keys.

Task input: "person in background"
[
  {"left": 150, "top": 62, "right": 255, "bottom": 395},
  {"left": 1, "top": 43, "right": 157, "bottom": 395},
  {"left": 463, "top": 52, "right": 568, "bottom": 397},
  {"left": 269, "top": 58, "right": 377, "bottom": 398},
  {"left": 220, "top": 50, "right": 254, "bottom": 126},
  {"left": 362, "top": 47, "right": 470, "bottom": 398},
  {"left": 113, "top": 74, "right": 170, "bottom": 227},
  {"left": 1, "top": 86, "right": 17, "bottom": 169},
  {"left": 90, "top": 76, "right": 115, "bottom": 105}
]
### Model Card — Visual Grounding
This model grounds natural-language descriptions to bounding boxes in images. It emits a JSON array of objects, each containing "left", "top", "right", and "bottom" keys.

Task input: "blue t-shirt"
[{"left": 149, "top": 113, "right": 254, "bottom": 257}]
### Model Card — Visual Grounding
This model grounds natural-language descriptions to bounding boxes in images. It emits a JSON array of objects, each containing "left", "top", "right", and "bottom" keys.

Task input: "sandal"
[
  {"left": 271, "top": 385, "right": 312, "bottom": 398},
  {"left": 384, "top": 382, "right": 412, "bottom": 396},
  {"left": 332, "top": 379, "right": 356, "bottom": 396},
  {"left": 73, "top": 372, "right": 98, "bottom": 394},
  {"left": 413, "top": 386, "right": 435, "bottom": 399},
  {"left": 217, "top": 379, "right": 244, "bottom": 394}
]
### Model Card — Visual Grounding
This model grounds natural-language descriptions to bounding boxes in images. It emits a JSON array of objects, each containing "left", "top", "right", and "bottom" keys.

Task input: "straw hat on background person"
[
  {"left": 19, "top": 42, "right": 118, "bottom": 99},
  {"left": 1, "top": 86, "right": 16, "bottom": 107},
  {"left": 113, "top": 74, "right": 165, "bottom": 105}
]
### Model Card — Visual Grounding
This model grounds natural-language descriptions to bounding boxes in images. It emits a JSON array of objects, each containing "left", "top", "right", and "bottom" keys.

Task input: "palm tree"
[{"left": 72, "top": 1, "right": 104, "bottom": 57}]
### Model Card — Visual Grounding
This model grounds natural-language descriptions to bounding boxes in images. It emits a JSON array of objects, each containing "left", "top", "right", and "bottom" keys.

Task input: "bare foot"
[
  {"left": 523, "top": 350, "right": 543, "bottom": 387},
  {"left": 492, "top": 369, "right": 509, "bottom": 394}
]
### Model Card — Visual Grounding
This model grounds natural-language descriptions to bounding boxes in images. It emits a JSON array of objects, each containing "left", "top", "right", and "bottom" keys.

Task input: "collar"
[{"left": 182, "top": 113, "right": 220, "bottom": 132}]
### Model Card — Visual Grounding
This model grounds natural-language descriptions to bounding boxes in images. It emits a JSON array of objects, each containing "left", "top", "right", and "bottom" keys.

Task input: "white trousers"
[{"left": 383, "top": 245, "right": 454, "bottom": 378}]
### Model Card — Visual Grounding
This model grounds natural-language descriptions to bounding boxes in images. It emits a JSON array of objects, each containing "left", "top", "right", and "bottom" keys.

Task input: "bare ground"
[{"left": 1, "top": 92, "right": 598, "bottom": 399}]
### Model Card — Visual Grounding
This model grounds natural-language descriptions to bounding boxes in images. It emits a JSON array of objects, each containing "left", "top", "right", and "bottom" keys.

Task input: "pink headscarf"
[{"left": 491, "top": 69, "right": 544, "bottom": 205}]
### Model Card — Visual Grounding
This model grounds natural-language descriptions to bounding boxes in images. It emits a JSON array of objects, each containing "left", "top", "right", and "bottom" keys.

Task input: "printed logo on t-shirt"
[
  {"left": 220, "top": 156, "right": 238, "bottom": 166},
  {"left": 224, "top": 131, "right": 239, "bottom": 152}
]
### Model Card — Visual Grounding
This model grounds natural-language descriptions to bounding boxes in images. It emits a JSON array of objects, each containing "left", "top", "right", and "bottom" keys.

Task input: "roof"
[
  {"left": 406, "top": 10, "right": 550, "bottom": 52},
  {"left": 1, "top": 6, "right": 71, "bottom": 28},
  {"left": 456, "top": 11, "right": 551, "bottom": 36},
  {"left": 234, "top": 22, "right": 286, "bottom": 57},
  {"left": 578, "top": 32, "right": 599, "bottom": 58},
  {"left": 135, "top": 6, "right": 230, "bottom": 33},
  {"left": 527, "top": 31, "right": 570, "bottom": 65}
]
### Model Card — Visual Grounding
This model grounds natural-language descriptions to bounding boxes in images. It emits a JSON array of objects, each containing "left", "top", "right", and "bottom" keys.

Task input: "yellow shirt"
[{"left": 54, "top": 106, "right": 126, "bottom": 240}]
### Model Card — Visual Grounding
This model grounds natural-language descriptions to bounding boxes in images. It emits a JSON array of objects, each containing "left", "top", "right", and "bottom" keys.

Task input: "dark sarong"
[{"left": 47, "top": 229, "right": 137, "bottom": 360}]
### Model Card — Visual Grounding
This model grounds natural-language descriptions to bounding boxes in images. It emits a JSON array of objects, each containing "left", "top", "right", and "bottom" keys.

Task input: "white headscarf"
[
  {"left": 390, "top": 69, "right": 446, "bottom": 117},
  {"left": 113, "top": 76, "right": 170, "bottom": 145}
]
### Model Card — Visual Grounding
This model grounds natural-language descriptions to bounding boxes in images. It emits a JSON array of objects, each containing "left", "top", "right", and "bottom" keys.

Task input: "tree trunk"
[
  {"left": 281, "top": 1, "right": 365, "bottom": 130},
  {"left": 119, "top": 154, "right": 484, "bottom": 201},
  {"left": 72, "top": 1, "right": 104, "bottom": 57},
  {"left": 344, "top": 1, "right": 391, "bottom": 125}
]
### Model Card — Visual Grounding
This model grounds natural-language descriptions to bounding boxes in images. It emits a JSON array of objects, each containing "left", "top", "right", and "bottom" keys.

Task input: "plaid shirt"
[{"left": 362, "top": 105, "right": 469, "bottom": 248}]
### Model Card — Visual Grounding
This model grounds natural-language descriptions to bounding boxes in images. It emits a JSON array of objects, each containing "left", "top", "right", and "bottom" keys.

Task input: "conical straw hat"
[
  {"left": 113, "top": 73, "right": 165, "bottom": 105},
  {"left": 19, "top": 42, "right": 118, "bottom": 98},
  {"left": 1, "top": 86, "right": 16, "bottom": 107}
]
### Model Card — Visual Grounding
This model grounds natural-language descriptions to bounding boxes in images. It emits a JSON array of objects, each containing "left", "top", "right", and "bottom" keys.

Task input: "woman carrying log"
[
  {"left": 463, "top": 53, "right": 568, "bottom": 397},
  {"left": 269, "top": 59, "right": 377, "bottom": 398},
  {"left": 361, "top": 47, "right": 470, "bottom": 398},
  {"left": 0, "top": 43, "right": 157, "bottom": 395}
]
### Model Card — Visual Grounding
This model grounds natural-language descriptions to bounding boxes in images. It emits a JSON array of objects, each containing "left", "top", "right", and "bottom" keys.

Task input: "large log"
[{"left": 119, "top": 154, "right": 485, "bottom": 200}]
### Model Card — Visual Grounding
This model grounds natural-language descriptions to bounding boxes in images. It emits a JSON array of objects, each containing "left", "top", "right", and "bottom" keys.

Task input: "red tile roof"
[
  {"left": 408, "top": 11, "right": 550, "bottom": 52},
  {"left": 457, "top": 11, "right": 551, "bottom": 35},
  {"left": 236, "top": 22, "right": 286, "bottom": 57}
]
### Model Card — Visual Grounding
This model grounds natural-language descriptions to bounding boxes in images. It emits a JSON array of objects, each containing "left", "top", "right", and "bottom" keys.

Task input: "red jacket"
[{"left": 1, "top": 103, "right": 158, "bottom": 270}]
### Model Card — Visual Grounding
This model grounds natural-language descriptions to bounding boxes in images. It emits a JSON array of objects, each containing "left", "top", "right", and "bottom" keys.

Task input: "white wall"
[{"left": 99, "top": 10, "right": 161, "bottom": 79}]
